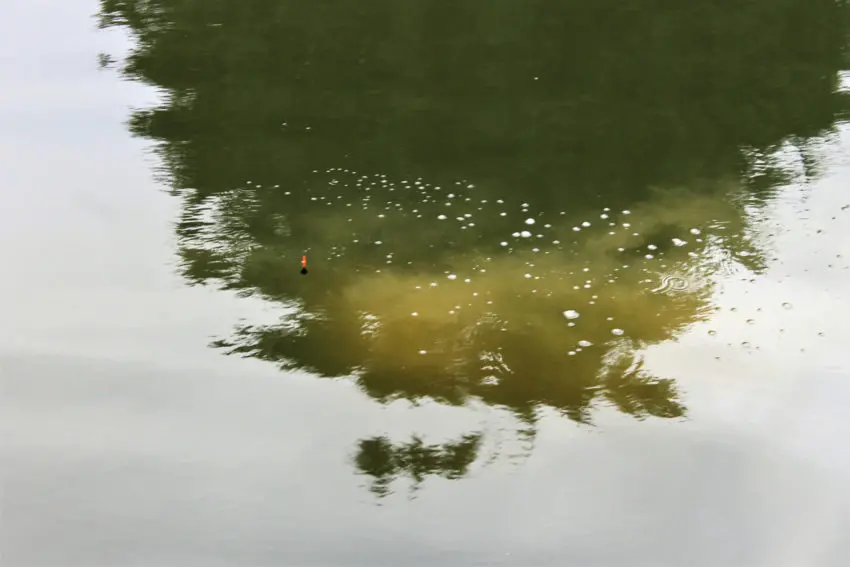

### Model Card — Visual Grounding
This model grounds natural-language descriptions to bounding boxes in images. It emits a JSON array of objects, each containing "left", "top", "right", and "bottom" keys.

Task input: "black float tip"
[{"left": 300, "top": 267, "right": 308, "bottom": 275}]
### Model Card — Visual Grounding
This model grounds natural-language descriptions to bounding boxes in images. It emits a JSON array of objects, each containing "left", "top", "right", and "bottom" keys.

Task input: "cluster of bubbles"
[
  {"left": 255, "top": 167, "right": 733, "bottom": 343},
  {"left": 187, "top": 163, "right": 832, "bottom": 373},
  {"left": 190, "top": 166, "right": 850, "bottom": 401},
  {"left": 192, "top": 166, "right": 821, "bottom": 367}
]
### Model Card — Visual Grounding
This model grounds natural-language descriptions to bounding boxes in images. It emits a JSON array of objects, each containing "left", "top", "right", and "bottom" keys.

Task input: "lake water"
[{"left": 3, "top": 1, "right": 850, "bottom": 565}]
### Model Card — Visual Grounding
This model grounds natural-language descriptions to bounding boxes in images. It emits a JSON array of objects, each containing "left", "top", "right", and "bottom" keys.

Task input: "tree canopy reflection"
[{"left": 99, "top": 0, "right": 849, "bottom": 495}]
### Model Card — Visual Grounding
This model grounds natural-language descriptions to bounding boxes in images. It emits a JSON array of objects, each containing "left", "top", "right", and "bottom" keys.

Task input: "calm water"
[{"left": 3, "top": 0, "right": 850, "bottom": 565}]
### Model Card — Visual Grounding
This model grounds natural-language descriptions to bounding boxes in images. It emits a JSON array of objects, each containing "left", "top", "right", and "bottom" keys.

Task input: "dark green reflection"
[
  {"left": 99, "top": 0, "right": 849, "bottom": 495},
  {"left": 355, "top": 434, "right": 483, "bottom": 498}
]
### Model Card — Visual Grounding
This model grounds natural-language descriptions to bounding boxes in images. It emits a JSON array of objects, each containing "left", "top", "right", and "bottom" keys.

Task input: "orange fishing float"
[{"left": 300, "top": 255, "right": 308, "bottom": 275}]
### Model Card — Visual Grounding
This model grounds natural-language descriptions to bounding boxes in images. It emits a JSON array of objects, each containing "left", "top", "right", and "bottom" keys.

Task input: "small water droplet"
[
  {"left": 611, "top": 328, "right": 625, "bottom": 336},
  {"left": 563, "top": 310, "right": 580, "bottom": 320}
]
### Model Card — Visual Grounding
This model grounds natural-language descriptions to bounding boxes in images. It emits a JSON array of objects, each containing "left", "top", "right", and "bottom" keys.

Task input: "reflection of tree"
[
  {"left": 354, "top": 434, "right": 482, "bottom": 497},
  {"left": 99, "top": 0, "right": 850, "bottom": 493},
  {"left": 99, "top": 0, "right": 850, "bottom": 200}
]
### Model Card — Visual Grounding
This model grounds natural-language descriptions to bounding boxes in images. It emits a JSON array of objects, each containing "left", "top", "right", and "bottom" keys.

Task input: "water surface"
[{"left": 3, "top": 1, "right": 850, "bottom": 565}]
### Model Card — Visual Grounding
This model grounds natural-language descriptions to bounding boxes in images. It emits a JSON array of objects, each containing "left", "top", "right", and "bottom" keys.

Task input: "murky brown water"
[{"left": 3, "top": 1, "right": 850, "bottom": 565}]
